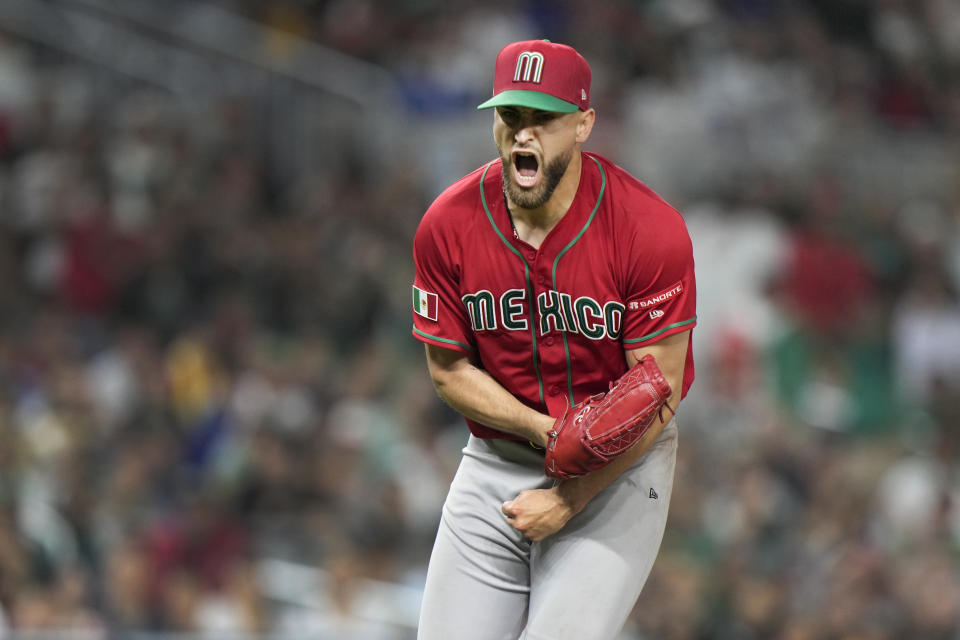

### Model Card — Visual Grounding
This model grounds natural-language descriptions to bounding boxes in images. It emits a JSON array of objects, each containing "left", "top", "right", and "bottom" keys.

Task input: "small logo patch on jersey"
[
  {"left": 649, "top": 488, "right": 658, "bottom": 499},
  {"left": 412, "top": 285, "right": 438, "bottom": 322},
  {"left": 649, "top": 309, "right": 665, "bottom": 319}
]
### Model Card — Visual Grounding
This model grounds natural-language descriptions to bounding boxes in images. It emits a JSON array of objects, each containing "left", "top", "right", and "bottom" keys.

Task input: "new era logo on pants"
[{"left": 649, "top": 488, "right": 658, "bottom": 499}]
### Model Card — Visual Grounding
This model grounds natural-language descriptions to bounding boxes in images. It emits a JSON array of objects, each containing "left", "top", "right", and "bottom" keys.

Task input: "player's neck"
[{"left": 507, "top": 151, "right": 582, "bottom": 249}]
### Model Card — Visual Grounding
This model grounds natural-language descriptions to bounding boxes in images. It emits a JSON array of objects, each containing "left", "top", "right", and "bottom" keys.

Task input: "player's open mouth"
[{"left": 513, "top": 151, "right": 540, "bottom": 188}]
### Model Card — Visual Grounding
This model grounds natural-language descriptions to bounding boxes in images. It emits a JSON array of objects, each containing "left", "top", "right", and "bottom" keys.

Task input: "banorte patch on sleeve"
[{"left": 627, "top": 281, "right": 683, "bottom": 312}]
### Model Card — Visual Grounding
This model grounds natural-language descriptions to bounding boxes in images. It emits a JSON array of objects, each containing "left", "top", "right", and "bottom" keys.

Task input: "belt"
[{"left": 481, "top": 436, "right": 547, "bottom": 466}]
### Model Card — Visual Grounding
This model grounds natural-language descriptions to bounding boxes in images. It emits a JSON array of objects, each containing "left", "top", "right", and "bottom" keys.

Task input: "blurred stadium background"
[{"left": 0, "top": 0, "right": 957, "bottom": 638}]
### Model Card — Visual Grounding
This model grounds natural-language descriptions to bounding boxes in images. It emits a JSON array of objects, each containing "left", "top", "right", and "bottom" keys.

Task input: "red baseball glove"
[{"left": 544, "top": 355, "right": 673, "bottom": 480}]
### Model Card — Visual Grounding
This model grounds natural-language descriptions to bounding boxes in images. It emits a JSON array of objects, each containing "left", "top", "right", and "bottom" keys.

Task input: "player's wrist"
[
  {"left": 554, "top": 482, "right": 587, "bottom": 516},
  {"left": 534, "top": 413, "right": 555, "bottom": 449},
  {"left": 517, "top": 413, "right": 554, "bottom": 449}
]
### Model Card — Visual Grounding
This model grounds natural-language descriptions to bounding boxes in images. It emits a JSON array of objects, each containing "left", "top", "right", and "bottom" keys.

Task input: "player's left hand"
[{"left": 501, "top": 488, "right": 578, "bottom": 542}]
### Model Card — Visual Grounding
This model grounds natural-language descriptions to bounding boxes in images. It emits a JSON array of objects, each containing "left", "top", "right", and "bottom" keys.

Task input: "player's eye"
[
  {"left": 498, "top": 108, "right": 520, "bottom": 124},
  {"left": 533, "top": 111, "right": 557, "bottom": 125}
]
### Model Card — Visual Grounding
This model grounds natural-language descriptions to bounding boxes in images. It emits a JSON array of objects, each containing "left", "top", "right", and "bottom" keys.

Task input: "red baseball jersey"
[{"left": 412, "top": 152, "right": 697, "bottom": 440}]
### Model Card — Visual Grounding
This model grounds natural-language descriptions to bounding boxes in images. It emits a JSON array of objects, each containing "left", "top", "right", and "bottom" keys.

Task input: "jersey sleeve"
[
  {"left": 621, "top": 207, "right": 697, "bottom": 347},
  {"left": 411, "top": 208, "right": 476, "bottom": 353}
]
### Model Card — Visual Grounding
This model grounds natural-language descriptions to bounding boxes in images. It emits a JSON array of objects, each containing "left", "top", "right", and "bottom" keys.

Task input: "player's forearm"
[{"left": 426, "top": 348, "right": 554, "bottom": 445}]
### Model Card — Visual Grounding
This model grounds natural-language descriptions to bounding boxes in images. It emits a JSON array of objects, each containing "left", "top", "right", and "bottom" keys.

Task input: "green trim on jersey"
[
  {"left": 623, "top": 317, "right": 697, "bottom": 345},
  {"left": 413, "top": 326, "right": 475, "bottom": 351},
  {"left": 551, "top": 154, "right": 606, "bottom": 405},
  {"left": 479, "top": 162, "right": 545, "bottom": 406}
]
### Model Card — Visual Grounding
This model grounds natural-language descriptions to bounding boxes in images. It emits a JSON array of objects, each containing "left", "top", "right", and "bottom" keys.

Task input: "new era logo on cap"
[{"left": 478, "top": 40, "right": 591, "bottom": 114}]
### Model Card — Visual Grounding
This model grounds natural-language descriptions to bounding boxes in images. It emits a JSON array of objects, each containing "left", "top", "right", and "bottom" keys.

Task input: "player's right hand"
[{"left": 501, "top": 488, "right": 578, "bottom": 542}]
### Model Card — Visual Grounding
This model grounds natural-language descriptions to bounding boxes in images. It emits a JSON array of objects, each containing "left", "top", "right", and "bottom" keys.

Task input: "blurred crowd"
[{"left": 0, "top": 0, "right": 958, "bottom": 638}]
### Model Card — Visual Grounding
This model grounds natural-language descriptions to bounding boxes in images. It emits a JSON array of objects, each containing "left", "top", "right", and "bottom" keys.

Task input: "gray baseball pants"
[{"left": 417, "top": 418, "right": 678, "bottom": 640}]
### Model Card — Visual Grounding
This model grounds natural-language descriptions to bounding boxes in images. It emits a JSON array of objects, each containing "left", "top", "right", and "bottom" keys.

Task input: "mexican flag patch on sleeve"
[{"left": 412, "top": 285, "right": 438, "bottom": 321}]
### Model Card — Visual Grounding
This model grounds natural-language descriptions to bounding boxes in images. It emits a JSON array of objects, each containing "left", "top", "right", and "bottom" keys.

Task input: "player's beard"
[{"left": 501, "top": 147, "right": 572, "bottom": 210}]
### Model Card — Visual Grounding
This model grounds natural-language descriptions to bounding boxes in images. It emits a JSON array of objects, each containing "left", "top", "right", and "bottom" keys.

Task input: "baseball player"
[{"left": 411, "top": 39, "right": 696, "bottom": 640}]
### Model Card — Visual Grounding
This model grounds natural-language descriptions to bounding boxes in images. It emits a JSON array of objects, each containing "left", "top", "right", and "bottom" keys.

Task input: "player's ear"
[{"left": 575, "top": 108, "right": 596, "bottom": 143}]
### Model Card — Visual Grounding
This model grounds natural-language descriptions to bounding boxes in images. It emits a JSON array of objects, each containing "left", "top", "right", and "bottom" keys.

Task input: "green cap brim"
[{"left": 477, "top": 90, "right": 579, "bottom": 113}]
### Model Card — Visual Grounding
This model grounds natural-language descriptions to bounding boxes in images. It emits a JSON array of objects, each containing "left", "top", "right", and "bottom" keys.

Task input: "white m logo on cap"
[{"left": 514, "top": 52, "right": 544, "bottom": 84}]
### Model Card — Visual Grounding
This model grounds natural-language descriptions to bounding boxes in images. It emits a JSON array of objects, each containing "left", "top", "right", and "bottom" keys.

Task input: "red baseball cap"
[{"left": 477, "top": 40, "right": 591, "bottom": 113}]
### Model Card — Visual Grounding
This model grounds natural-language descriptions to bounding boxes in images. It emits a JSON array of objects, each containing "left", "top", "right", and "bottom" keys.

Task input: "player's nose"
[{"left": 514, "top": 125, "right": 535, "bottom": 145}]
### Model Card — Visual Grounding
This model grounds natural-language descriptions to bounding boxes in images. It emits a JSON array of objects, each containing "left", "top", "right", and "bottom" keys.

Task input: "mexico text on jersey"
[{"left": 412, "top": 152, "right": 697, "bottom": 439}]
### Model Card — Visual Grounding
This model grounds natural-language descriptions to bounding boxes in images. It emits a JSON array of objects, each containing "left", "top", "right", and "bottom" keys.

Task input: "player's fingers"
[{"left": 501, "top": 500, "right": 515, "bottom": 518}]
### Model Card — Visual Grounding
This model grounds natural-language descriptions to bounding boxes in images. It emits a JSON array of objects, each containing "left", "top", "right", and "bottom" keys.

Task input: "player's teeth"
[{"left": 516, "top": 173, "right": 537, "bottom": 186}]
